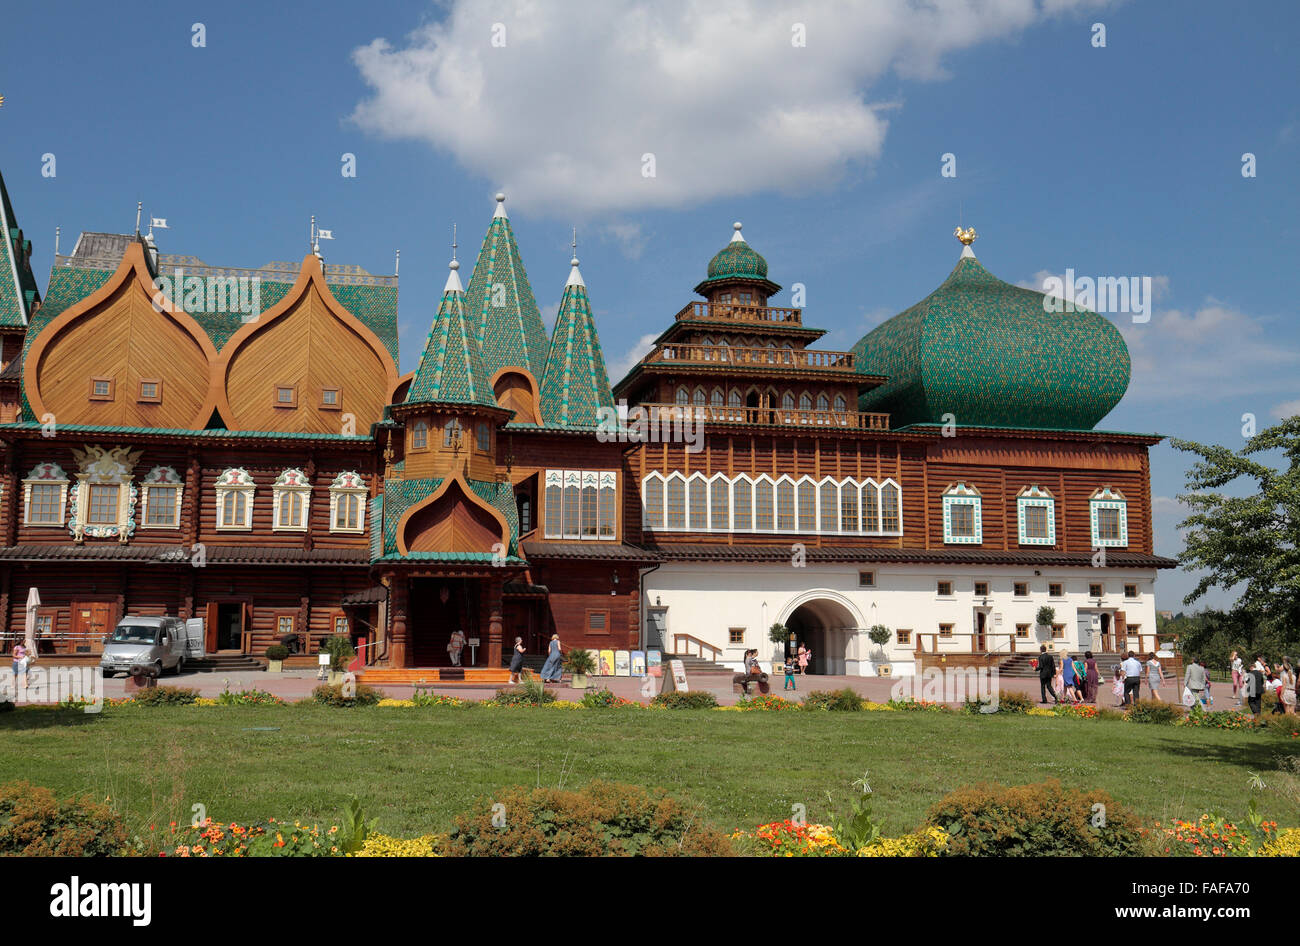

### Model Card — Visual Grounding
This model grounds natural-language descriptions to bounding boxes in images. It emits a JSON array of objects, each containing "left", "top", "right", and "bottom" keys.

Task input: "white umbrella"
[{"left": 23, "top": 586, "right": 40, "bottom": 654}]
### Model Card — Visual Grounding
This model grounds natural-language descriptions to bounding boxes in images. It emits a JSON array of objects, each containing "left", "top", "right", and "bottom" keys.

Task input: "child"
[
  {"left": 1112, "top": 665, "right": 1125, "bottom": 707},
  {"left": 783, "top": 655, "right": 796, "bottom": 691}
]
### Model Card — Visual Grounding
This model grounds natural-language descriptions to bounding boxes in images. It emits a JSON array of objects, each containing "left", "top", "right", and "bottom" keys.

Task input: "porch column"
[
  {"left": 487, "top": 574, "right": 503, "bottom": 667},
  {"left": 389, "top": 574, "right": 409, "bottom": 668}
]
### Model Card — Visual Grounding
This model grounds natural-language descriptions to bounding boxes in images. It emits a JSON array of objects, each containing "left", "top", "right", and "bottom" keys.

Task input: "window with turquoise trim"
[
  {"left": 1090, "top": 486, "right": 1129, "bottom": 547},
  {"left": 942, "top": 482, "right": 982, "bottom": 544},
  {"left": 1016, "top": 484, "right": 1056, "bottom": 546}
]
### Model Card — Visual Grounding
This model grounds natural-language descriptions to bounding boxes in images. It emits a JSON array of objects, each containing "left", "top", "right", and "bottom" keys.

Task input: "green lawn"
[{"left": 2, "top": 705, "right": 1297, "bottom": 842}]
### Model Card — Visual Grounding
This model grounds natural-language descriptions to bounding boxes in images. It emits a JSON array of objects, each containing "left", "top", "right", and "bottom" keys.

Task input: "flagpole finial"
[
  {"left": 452, "top": 222, "right": 458, "bottom": 262},
  {"left": 135, "top": 201, "right": 143, "bottom": 238}
]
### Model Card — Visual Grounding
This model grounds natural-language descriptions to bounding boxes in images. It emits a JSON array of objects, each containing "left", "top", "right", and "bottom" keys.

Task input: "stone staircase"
[
  {"left": 183, "top": 653, "right": 265, "bottom": 673},
  {"left": 663, "top": 653, "right": 733, "bottom": 674},
  {"left": 997, "top": 652, "right": 1180, "bottom": 679}
]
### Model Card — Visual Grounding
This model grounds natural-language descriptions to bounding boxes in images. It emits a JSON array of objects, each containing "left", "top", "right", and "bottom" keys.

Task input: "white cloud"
[
  {"left": 1272, "top": 399, "right": 1300, "bottom": 419},
  {"left": 350, "top": 0, "right": 1105, "bottom": 215},
  {"left": 539, "top": 301, "right": 559, "bottom": 328},
  {"left": 608, "top": 331, "right": 660, "bottom": 383}
]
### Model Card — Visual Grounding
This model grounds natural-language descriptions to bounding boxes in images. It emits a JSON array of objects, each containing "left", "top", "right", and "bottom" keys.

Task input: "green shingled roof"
[
  {"left": 406, "top": 270, "right": 496, "bottom": 408},
  {"left": 0, "top": 170, "right": 40, "bottom": 328},
  {"left": 378, "top": 476, "right": 520, "bottom": 560},
  {"left": 464, "top": 201, "right": 549, "bottom": 380},
  {"left": 539, "top": 265, "right": 614, "bottom": 427},
  {"left": 852, "top": 254, "right": 1131, "bottom": 430}
]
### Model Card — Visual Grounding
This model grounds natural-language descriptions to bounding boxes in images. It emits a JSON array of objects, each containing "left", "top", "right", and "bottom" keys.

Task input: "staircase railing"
[{"left": 672, "top": 634, "right": 723, "bottom": 663}]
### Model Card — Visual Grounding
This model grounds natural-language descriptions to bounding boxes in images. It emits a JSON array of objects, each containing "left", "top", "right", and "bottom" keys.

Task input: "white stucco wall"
[{"left": 642, "top": 562, "right": 1161, "bottom": 677}]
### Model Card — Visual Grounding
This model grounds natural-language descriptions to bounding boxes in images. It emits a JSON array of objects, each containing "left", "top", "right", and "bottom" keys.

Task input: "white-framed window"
[
  {"left": 942, "top": 482, "right": 982, "bottom": 545},
  {"left": 23, "top": 462, "right": 69, "bottom": 527},
  {"left": 272, "top": 469, "right": 310, "bottom": 532},
  {"left": 215, "top": 468, "right": 255, "bottom": 531},
  {"left": 1090, "top": 486, "right": 1129, "bottom": 548},
  {"left": 329, "top": 471, "right": 367, "bottom": 534},
  {"left": 1016, "top": 484, "right": 1056, "bottom": 546},
  {"left": 638, "top": 473, "right": 904, "bottom": 536},
  {"left": 141, "top": 465, "right": 183, "bottom": 529},
  {"left": 544, "top": 469, "right": 618, "bottom": 540}
]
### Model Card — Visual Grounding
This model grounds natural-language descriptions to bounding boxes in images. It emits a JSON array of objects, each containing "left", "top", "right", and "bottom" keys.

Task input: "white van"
[{"left": 99, "top": 616, "right": 197, "bottom": 677}]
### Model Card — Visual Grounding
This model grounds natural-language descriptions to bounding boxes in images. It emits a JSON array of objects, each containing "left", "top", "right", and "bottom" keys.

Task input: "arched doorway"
[{"left": 779, "top": 592, "right": 864, "bottom": 676}]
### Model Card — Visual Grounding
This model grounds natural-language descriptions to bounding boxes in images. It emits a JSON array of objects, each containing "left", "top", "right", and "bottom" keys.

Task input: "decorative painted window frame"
[
  {"left": 1089, "top": 486, "right": 1129, "bottom": 548},
  {"left": 638, "top": 472, "right": 903, "bottom": 537},
  {"left": 328, "top": 471, "right": 367, "bottom": 534},
  {"left": 1016, "top": 484, "right": 1056, "bottom": 546},
  {"left": 941, "top": 482, "right": 982, "bottom": 545},
  {"left": 67, "top": 447, "right": 142, "bottom": 543},
  {"left": 272, "top": 469, "right": 311, "bottom": 533},
  {"left": 23, "top": 462, "right": 69, "bottom": 528},
  {"left": 140, "top": 465, "right": 183, "bottom": 530},
  {"left": 215, "top": 468, "right": 255, "bottom": 531}
]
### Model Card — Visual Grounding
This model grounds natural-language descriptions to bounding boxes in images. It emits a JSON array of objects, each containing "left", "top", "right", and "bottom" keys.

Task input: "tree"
[{"left": 1171, "top": 417, "right": 1300, "bottom": 646}]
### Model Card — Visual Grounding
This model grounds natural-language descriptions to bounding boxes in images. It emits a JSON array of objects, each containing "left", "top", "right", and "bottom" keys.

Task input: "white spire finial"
[
  {"left": 445, "top": 223, "right": 463, "bottom": 291},
  {"left": 494, "top": 192, "right": 507, "bottom": 219},
  {"left": 731, "top": 221, "right": 745, "bottom": 243},
  {"left": 566, "top": 227, "right": 585, "bottom": 288}
]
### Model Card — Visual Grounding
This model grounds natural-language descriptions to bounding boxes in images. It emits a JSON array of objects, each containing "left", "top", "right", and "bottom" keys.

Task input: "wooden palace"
[{"left": 0, "top": 172, "right": 1175, "bottom": 679}]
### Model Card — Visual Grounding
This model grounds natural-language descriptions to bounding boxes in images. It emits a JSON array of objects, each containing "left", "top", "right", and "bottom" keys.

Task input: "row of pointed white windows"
[
  {"left": 642, "top": 472, "right": 902, "bottom": 535},
  {"left": 542, "top": 470, "right": 618, "bottom": 540},
  {"left": 674, "top": 386, "right": 848, "bottom": 412}
]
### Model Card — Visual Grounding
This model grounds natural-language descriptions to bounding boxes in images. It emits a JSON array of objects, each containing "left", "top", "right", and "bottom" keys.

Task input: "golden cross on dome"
[{"left": 954, "top": 226, "right": 978, "bottom": 246}]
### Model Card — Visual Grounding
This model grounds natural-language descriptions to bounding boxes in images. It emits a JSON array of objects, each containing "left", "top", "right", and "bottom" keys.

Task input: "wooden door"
[
  {"left": 71, "top": 601, "right": 115, "bottom": 654},
  {"left": 205, "top": 602, "right": 219, "bottom": 653},
  {"left": 974, "top": 611, "right": 987, "bottom": 651},
  {"left": 1113, "top": 611, "right": 1127, "bottom": 654}
]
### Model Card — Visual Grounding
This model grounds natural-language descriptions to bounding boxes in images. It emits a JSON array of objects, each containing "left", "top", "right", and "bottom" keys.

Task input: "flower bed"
[{"left": 1149, "top": 814, "right": 1275, "bottom": 857}]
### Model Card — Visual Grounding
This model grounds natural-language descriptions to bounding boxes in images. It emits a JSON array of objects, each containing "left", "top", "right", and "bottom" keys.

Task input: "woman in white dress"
[{"left": 1145, "top": 653, "right": 1164, "bottom": 702}]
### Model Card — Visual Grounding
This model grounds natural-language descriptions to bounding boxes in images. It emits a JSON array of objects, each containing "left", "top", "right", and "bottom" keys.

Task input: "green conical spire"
[
  {"left": 406, "top": 259, "right": 496, "bottom": 408},
  {"left": 539, "top": 254, "right": 614, "bottom": 427},
  {"left": 464, "top": 194, "right": 550, "bottom": 380},
  {"left": 0, "top": 168, "right": 40, "bottom": 328}
]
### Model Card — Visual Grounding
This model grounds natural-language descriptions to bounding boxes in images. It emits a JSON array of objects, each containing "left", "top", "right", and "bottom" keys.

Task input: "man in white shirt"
[{"left": 1121, "top": 651, "right": 1143, "bottom": 706}]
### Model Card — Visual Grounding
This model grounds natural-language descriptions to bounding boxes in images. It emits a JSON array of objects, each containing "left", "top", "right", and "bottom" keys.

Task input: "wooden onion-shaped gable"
[
  {"left": 24, "top": 240, "right": 219, "bottom": 429},
  {"left": 396, "top": 471, "right": 511, "bottom": 555},
  {"left": 491, "top": 367, "right": 542, "bottom": 425},
  {"left": 215, "top": 254, "right": 399, "bottom": 433}
]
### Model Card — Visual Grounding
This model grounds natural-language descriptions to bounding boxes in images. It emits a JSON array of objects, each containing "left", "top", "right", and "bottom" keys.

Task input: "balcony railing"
[
  {"left": 674, "top": 300, "right": 803, "bottom": 325},
  {"left": 639, "top": 403, "right": 890, "bottom": 431},
  {"left": 645, "top": 344, "right": 854, "bottom": 370}
]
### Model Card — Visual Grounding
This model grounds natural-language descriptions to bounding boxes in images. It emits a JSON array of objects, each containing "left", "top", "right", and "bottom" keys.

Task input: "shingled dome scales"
[
  {"left": 539, "top": 254, "right": 614, "bottom": 427},
  {"left": 851, "top": 234, "right": 1131, "bottom": 431},
  {"left": 406, "top": 259, "right": 496, "bottom": 409}
]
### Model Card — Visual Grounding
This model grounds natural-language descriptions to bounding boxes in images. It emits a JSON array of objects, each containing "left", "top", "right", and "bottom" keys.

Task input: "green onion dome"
[
  {"left": 852, "top": 245, "right": 1131, "bottom": 431},
  {"left": 706, "top": 222, "right": 768, "bottom": 281}
]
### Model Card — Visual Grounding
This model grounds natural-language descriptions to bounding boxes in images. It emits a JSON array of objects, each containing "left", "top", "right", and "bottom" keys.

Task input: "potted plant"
[
  {"left": 323, "top": 635, "right": 356, "bottom": 685},
  {"left": 867, "top": 624, "right": 892, "bottom": 675},
  {"left": 565, "top": 648, "right": 596, "bottom": 689},
  {"left": 768, "top": 622, "right": 790, "bottom": 663},
  {"left": 265, "top": 643, "right": 289, "bottom": 673},
  {"left": 1036, "top": 605, "right": 1056, "bottom": 644}
]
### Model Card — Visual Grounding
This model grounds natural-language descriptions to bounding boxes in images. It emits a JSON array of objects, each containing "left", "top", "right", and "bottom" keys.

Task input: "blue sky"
[{"left": 2, "top": 0, "right": 1297, "bottom": 610}]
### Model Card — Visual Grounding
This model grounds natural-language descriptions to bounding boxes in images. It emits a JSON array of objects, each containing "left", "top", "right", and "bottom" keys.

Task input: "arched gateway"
[{"left": 778, "top": 590, "right": 865, "bottom": 676}]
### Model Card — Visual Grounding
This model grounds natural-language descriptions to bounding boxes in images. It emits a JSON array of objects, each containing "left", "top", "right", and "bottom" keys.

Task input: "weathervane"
[{"left": 954, "top": 226, "right": 978, "bottom": 246}]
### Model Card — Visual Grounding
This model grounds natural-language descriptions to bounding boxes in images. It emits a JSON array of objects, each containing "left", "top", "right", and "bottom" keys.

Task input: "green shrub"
[
  {"left": 132, "top": 685, "right": 199, "bottom": 706},
  {"left": 322, "top": 635, "right": 356, "bottom": 671},
  {"left": 445, "top": 780, "right": 733, "bottom": 856},
  {"left": 0, "top": 781, "right": 130, "bottom": 856},
  {"left": 312, "top": 683, "right": 381, "bottom": 707},
  {"left": 0, "top": 700, "right": 15, "bottom": 712},
  {"left": 581, "top": 688, "right": 632, "bottom": 708},
  {"left": 1124, "top": 699, "right": 1181, "bottom": 725},
  {"left": 993, "top": 690, "right": 1034, "bottom": 714},
  {"left": 803, "top": 688, "right": 864, "bottom": 712},
  {"left": 650, "top": 690, "right": 719, "bottom": 709},
  {"left": 265, "top": 644, "right": 290, "bottom": 661},
  {"left": 216, "top": 687, "right": 285, "bottom": 706},
  {"left": 494, "top": 672, "right": 555, "bottom": 706},
  {"left": 925, "top": 779, "right": 1142, "bottom": 857}
]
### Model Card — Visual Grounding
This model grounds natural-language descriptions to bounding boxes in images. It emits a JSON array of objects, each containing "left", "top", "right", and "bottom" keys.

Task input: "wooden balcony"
[
  {"left": 645, "top": 344, "right": 854, "bottom": 370},
  {"left": 639, "top": 403, "right": 890, "bottom": 431},
  {"left": 674, "top": 300, "right": 803, "bottom": 325}
]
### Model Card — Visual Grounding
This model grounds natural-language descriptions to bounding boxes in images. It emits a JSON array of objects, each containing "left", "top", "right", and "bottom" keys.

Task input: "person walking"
[
  {"left": 10, "top": 641, "right": 28, "bottom": 693},
  {"left": 1183, "top": 656, "right": 1208, "bottom": 708},
  {"left": 1145, "top": 652, "right": 1165, "bottom": 702},
  {"left": 1062, "top": 652, "right": 1078, "bottom": 703},
  {"left": 508, "top": 636, "right": 526, "bottom": 685},
  {"left": 1111, "top": 665, "right": 1126, "bottom": 707},
  {"left": 540, "top": 633, "right": 563, "bottom": 683},
  {"left": 1246, "top": 662, "right": 1266, "bottom": 716},
  {"left": 1230, "top": 650, "right": 1244, "bottom": 706},
  {"left": 1083, "top": 651, "right": 1100, "bottom": 704},
  {"left": 1121, "top": 651, "right": 1143, "bottom": 706},
  {"left": 783, "top": 654, "right": 797, "bottom": 691},
  {"left": 447, "top": 628, "right": 467, "bottom": 667},
  {"left": 1281, "top": 659, "right": 1296, "bottom": 715},
  {"left": 1036, "top": 645, "right": 1058, "bottom": 704}
]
